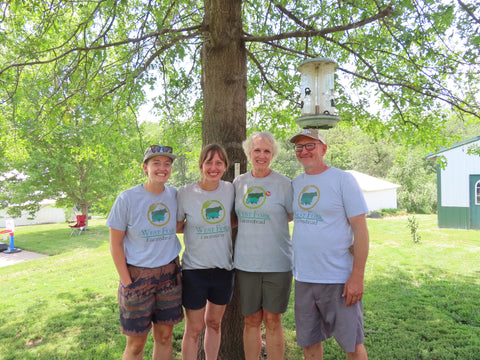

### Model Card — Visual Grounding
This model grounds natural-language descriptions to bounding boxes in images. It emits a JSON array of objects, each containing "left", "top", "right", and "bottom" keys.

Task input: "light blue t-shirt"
[
  {"left": 233, "top": 171, "right": 293, "bottom": 272},
  {"left": 292, "top": 167, "right": 368, "bottom": 283},
  {"left": 177, "top": 181, "right": 234, "bottom": 270},
  {"left": 106, "top": 184, "right": 182, "bottom": 268}
]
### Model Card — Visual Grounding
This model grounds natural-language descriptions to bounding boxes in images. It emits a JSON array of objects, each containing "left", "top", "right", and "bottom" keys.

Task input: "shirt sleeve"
[
  {"left": 342, "top": 173, "right": 368, "bottom": 218},
  {"left": 106, "top": 192, "right": 129, "bottom": 231}
]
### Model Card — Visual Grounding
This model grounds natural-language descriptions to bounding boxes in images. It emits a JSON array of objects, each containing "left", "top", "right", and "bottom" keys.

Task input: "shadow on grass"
[
  {"left": 0, "top": 289, "right": 184, "bottom": 360},
  {"left": 1, "top": 259, "right": 478, "bottom": 359},
  {"left": 362, "top": 265, "right": 480, "bottom": 360},
  {"left": 280, "top": 264, "right": 480, "bottom": 360},
  {"left": 11, "top": 222, "right": 109, "bottom": 256}
]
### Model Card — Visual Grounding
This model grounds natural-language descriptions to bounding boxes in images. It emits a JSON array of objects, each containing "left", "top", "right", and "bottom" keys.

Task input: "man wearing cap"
[
  {"left": 290, "top": 129, "right": 369, "bottom": 360},
  {"left": 107, "top": 145, "right": 184, "bottom": 360}
]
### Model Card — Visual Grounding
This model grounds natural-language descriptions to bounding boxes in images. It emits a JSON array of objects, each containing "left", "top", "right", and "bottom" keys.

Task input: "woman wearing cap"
[
  {"left": 107, "top": 145, "right": 183, "bottom": 360},
  {"left": 177, "top": 143, "right": 235, "bottom": 360},
  {"left": 233, "top": 132, "right": 293, "bottom": 360}
]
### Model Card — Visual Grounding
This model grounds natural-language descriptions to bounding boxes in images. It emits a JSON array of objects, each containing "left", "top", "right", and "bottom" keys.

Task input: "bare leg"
[
  {"left": 243, "top": 310, "right": 263, "bottom": 360},
  {"left": 204, "top": 301, "right": 227, "bottom": 360},
  {"left": 303, "top": 341, "right": 323, "bottom": 360},
  {"left": 123, "top": 334, "right": 148, "bottom": 360},
  {"left": 182, "top": 307, "right": 206, "bottom": 360},
  {"left": 152, "top": 323, "right": 174, "bottom": 360},
  {"left": 346, "top": 344, "right": 368, "bottom": 360},
  {"left": 263, "top": 310, "right": 285, "bottom": 359}
]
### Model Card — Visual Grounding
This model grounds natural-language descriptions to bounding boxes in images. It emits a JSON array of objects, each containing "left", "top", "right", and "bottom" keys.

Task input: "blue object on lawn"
[{"left": 3, "top": 232, "right": 21, "bottom": 254}]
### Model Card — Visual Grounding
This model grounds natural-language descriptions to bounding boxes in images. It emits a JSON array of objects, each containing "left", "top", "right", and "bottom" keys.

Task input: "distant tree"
[
  {"left": 270, "top": 139, "right": 304, "bottom": 179},
  {"left": 323, "top": 125, "right": 398, "bottom": 177},
  {"left": 443, "top": 114, "right": 480, "bottom": 142},
  {"left": 388, "top": 148, "right": 437, "bottom": 213},
  {"left": 0, "top": 99, "right": 142, "bottom": 224},
  {"left": 146, "top": 119, "right": 203, "bottom": 188}
]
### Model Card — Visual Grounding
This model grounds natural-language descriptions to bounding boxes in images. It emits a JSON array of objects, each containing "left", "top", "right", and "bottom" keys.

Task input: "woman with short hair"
[{"left": 234, "top": 132, "right": 293, "bottom": 360}]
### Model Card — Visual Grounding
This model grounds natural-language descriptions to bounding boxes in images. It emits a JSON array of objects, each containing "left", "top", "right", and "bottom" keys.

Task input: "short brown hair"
[{"left": 198, "top": 143, "right": 229, "bottom": 170}]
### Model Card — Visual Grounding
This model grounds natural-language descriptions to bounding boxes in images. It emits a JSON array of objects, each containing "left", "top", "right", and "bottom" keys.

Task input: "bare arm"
[
  {"left": 230, "top": 212, "right": 238, "bottom": 229},
  {"left": 176, "top": 220, "right": 185, "bottom": 233},
  {"left": 109, "top": 228, "right": 132, "bottom": 287},
  {"left": 287, "top": 213, "right": 293, "bottom": 222},
  {"left": 343, "top": 214, "right": 369, "bottom": 306}
]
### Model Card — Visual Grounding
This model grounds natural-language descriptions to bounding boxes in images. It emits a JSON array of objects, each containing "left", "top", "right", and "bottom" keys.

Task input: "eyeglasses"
[
  {"left": 147, "top": 145, "right": 173, "bottom": 154},
  {"left": 294, "top": 142, "right": 322, "bottom": 152}
]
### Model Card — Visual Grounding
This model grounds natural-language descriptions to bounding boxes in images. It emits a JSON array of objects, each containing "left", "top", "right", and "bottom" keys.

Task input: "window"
[{"left": 476, "top": 180, "right": 480, "bottom": 205}]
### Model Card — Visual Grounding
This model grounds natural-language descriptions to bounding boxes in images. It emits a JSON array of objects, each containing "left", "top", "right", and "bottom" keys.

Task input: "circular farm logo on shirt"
[
  {"left": 147, "top": 203, "right": 171, "bottom": 227},
  {"left": 298, "top": 185, "right": 320, "bottom": 210},
  {"left": 243, "top": 186, "right": 266, "bottom": 209},
  {"left": 201, "top": 200, "right": 226, "bottom": 224}
]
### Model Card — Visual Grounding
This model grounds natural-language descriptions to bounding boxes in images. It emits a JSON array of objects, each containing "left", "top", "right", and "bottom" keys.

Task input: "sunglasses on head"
[{"left": 148, "top": 145, "right": 173, "bottom": 154}]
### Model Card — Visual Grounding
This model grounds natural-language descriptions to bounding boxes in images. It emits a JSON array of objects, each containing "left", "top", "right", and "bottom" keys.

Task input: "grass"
[{"left": 0, "top": 215, "right": 479, "bottom": 359}]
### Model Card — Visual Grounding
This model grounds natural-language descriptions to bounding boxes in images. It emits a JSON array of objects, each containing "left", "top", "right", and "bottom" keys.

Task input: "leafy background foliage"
[{"left": 1, "top": 0, "right": 479, "bottom": 217}]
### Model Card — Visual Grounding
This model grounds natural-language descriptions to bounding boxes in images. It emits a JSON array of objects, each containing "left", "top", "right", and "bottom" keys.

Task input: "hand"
[
  {"left": 342, "top": 274, "right": 364, "bottom": 307},
  {"left": 120, "top": 279, "right": 133, "bottom": 288}
]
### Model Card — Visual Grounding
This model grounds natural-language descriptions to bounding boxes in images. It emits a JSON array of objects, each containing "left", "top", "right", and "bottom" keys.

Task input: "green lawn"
[{"left": 0, "top": 215, "right": 479, "bottom": 359}]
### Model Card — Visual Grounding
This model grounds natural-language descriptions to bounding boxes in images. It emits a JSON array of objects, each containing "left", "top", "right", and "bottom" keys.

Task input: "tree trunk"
[
  {"left": 201, "top": 0, "right": 247, "bottom": 359},
  {"left": 80, "top": 202, "right": 89, "bottom": 229},
  {"left": 202, "top": 0, "right": 247, "bottom": 178}
]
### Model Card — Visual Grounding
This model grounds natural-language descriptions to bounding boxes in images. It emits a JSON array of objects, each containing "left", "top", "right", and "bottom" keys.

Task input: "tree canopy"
[
  {"left": 2, "top": 0, "right": 479, "bottom": 217},
  {"left": 1, "top": 0, "right": 479, "bottom": 145}
]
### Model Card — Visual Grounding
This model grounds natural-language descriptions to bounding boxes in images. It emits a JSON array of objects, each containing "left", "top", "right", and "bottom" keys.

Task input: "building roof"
[
  {"left": 426, "top": 136, "right": 480, "bottom": 158},
  {"left": 346, "top": 170, "right": 401, "bottom": 192}
]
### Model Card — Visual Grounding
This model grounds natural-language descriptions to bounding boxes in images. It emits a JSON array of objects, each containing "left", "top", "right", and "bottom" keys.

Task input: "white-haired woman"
[{"left": 233, "top": 132, "right": 293, "bottom": 360}]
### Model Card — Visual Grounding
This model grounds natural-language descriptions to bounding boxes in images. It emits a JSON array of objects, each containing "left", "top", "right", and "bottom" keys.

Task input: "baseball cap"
[
  {"left": 143, "top": 145, "right": 176, "bottom": 163},
  {"left": 289, "top": 128, "right": 326, "bottom": 144}
]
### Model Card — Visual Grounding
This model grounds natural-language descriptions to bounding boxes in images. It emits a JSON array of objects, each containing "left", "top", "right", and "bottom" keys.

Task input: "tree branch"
[
  {"left": 98, "top": 32, "right": 200, "bottom": 99},
  {"left": 458, "top": 0, "right": 480, "bottom": 24},
  {"left": 339, "top": 66, "right": 479, "bottom": 119},
  {"left": 244, "top": 3, "right": 394, "bottom": 42},
  {"left": 246, "top": 48, "right": 292, "bottom": 103},
  {"left": 273, "top": 2, "right": 315, "bottom": 31},
  {"left": 0, "top": 25, "right": 203, "bottom": 76}
]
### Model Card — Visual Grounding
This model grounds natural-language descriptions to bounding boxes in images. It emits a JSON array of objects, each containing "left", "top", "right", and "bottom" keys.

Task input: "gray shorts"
[
  {"left": 237, "top": 270, "right": 292, "bottom": 316},
  {"left": 294, "top": 281, "right": 364, "bottom": 352}
]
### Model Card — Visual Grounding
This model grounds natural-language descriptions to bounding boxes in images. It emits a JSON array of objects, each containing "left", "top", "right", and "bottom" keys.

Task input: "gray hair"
[{"left": 242, "top": 131, "right": 280, "bottom": 159}]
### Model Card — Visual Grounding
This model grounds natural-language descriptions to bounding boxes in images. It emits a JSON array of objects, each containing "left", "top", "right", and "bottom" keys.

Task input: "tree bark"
[
  {"left": 202, "top": 0, "right": 247, "bottom": 179},
  {"left": 80, "top": 202, "right": 89, "bottom": 229},
  {"left": 201, "top": 0, "right": 247, "bottom": 359}
]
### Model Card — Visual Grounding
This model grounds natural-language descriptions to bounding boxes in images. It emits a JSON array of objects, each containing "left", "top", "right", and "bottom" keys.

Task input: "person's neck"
[
  {"left": 305, "top": 162, "right": 330, "bottom": 175},
  {"left": 199, "top": 179, "right": 220, "bottom": 191},
  {"left": 144, "top": 181, "right": 165, "bottom": 194},
  {"left": 251, "top": 168, "right": 272, "bottom": 178}
]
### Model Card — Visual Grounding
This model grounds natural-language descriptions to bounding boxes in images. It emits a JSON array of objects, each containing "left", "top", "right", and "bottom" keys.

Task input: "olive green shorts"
[{"left": 236, "top": 270, "right": 293, "bottom": 316}]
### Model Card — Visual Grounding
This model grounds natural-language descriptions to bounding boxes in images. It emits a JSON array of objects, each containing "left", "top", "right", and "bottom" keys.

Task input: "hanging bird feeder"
[{"left": 295, "top": 57, "right": 341, "bottom": 129}]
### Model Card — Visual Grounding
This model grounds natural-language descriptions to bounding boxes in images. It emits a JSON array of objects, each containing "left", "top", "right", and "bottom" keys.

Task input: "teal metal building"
[{"left": 427, "top": 137, "right": 480, "bottom": 229}]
